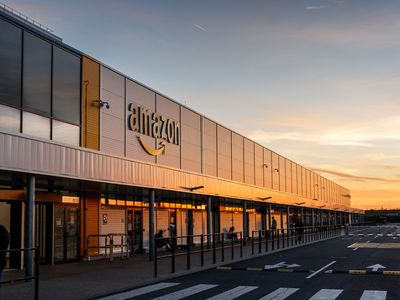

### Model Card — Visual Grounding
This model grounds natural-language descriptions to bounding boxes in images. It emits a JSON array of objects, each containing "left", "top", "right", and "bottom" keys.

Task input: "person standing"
[
  {"left": 271, "top": 216, "right": 277, "bottom": 238},
  {"left": 0, "top": 224, "right": 10, "bottom": 281}
]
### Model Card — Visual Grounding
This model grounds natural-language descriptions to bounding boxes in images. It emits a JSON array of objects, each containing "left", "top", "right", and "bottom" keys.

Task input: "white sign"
[{"left": 264, "top": 262, "right": 301, "bottom": 270}]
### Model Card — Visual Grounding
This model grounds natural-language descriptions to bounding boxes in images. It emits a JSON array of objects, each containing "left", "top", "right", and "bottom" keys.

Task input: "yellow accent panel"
[{"left": 81, "top": 56, "right": 100, "bottom": 150}]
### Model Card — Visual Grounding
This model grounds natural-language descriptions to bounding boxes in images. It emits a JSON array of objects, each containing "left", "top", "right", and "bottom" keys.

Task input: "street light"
[
  {"left": 180, "top": 185, "right": 205, "bottom": 192},
  {"left": 258, "top": 196, "right": 272, "bottom": 201}
]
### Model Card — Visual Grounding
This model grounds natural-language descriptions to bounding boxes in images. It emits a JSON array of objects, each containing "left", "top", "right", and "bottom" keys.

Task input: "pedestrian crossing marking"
[
  {"left": 97, "top": 282, "right": 180, "bottom": 300},
  {"left": 207, "top": 286, "right": 258, "bottom": 300},
  {"left": 360, "top": 290, "right": 387, "bottom": 300},
  {"left": 348, "top": 243, "right": 400, "bottom": 249},
  {"left": 152, "top": 284, "right": 218, "bottom": 300},
  {"left": 309, "top": 289, "right": 343, "bottom": 299},
  {"left": 258, "top": 287, "right": 299, "bottom": 300}
]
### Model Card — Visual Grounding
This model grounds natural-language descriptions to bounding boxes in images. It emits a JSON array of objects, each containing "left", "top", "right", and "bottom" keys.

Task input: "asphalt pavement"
[{"left": 98, "top": 225, "right": 400, "bottom": 300}]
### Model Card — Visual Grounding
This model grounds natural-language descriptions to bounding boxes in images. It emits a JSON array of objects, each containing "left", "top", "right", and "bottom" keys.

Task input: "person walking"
[
  {"left": 0, "top": 224, "right": 10, "bottom": 281},
  {"left": 271, "top": 216, "right": 277, "bottom": 239}
]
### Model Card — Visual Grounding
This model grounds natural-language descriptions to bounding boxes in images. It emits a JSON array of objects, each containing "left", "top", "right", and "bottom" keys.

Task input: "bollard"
[
  {"left": 231, "top": 233, "right": 234, "bottom": 260},
  {"left": 201, "top": 235, "right": 204, "bottom": 267},
  {"left": 154, "top": 236, "right": 158, "bottom": 277},
  {"left": 240, "top": 232, "right": 243, "bottom": 257},
  {"left": 266, "top": 230, "right": 269, "bottom": 252},
  {"left": 109, "top": 235, "right": 114, "bottom": 261},
  {"left": 221, "top": 234, "right": 225, "bottom": 262},
  {"left": 213, "top": 234, "right": 216, "bottom": 264},
  {"left": 34, "top": 247, "right": 40, "bottom": 300},
  {"left": 187, "top": 238, "right": 191, "bottom": 270},
  {"left": 252, "top": 231, "right": 254, "bottom": 255},
  {"left": 282, "top": 229, "right": 285, "bottom": 248},
  {"left": 171, "top": 237, "right": 175, "bottom": 273},
  {"left": 272, "top": 230, "right": 275, "bottom": 250},
  {"left": 258, "top": 230, "right": 262, "bottom": 253}
]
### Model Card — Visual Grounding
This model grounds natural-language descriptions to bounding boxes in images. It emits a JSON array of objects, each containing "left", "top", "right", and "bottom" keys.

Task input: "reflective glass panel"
[
  {"left": 52, "top": 46, "right": 80, "bottom": 125},
  {"left": 0, "top": 104, "right": 20, "bottom": 133},
  {"left": 0, "top": 18, "right": 22, "bottom": 107},
  {"left": 22, "top": 111, "right": 50, "bottom": 139},
  {"left": 52, "top": 120, "right": 79, "bottom": 146},
  {"left": 23, "top": 32, "right": 51, "bottom": 115}
]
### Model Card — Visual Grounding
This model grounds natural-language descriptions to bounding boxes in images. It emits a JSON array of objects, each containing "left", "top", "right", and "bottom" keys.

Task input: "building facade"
[{"left": 0, "top": 8, "right": 363, "bottom": 267}]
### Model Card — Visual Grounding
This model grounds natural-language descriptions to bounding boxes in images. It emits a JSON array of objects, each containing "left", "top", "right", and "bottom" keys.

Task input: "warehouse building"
[{"left": 0, "top": 7, "right": 363, "bottom": 269}]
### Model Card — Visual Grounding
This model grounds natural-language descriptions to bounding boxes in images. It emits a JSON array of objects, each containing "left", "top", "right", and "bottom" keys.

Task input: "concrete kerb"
[{"left": 91, "top": 233, "right": 343, "bottom": 300}]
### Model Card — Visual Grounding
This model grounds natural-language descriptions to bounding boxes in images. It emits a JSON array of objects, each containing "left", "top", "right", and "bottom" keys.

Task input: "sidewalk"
[{"left": 1, "top": 230, "right": 343, "bottom": 300}]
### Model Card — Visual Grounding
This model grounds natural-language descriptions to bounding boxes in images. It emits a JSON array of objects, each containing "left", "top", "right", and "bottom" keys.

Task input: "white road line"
[
  {"left": 98, "top": 282, "right": 180, "bottom": 300},
  {"left": 258, "top": 288, "right": 299, "bottom": 300},
  {"left": 360, "top": 290, "right": 387, "bottom": 300},
  {"left": 306, "top": 261, "right": 336, "bottom": 279},
  {"left": 353, "top": 248, "right": 359, "bottom": 251},
  {"left": 152, "top": 284, "right": 218, "bottom": 300},
  {"left": 207, "top": 286, "right": 258, "bottom": 300},
  {"left": 309, "top": 289, "right": 343, "bottom": 299}
]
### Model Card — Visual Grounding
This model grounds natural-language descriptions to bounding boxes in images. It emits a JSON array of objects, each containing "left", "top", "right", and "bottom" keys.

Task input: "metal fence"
[{"left": 0, "top": 247, "right": 39, "bottom": 300}]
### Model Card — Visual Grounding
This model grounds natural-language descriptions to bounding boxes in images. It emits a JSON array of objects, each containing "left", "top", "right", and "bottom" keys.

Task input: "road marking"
[
  {"left": 360, "top": 290, "right": 387, "bottom": 300},
  {"left": 97, "top": 282, "right": 180, "bottom": 300},
  {"left": 264, "top": 262, "right": 301, "bottom": 270},
  {"left": 258, "top": 287, "right": 299, "bottom": 300},
  {"left": 309, "top": 289, "right": 343, "bottom": 299},
  {"left": 367, "top": 264, "right": 386, "bottom": 272},
  {"left": 306, "top": 261, "right": 336, "bottom": 279},
  {"left": 207, "top": 286, "right": 258, "bottom": 300},
  {"left": 152, "top": 284, "right": 218, "bottom": 300},
  {"left": 353, "top": 247, "right": 359, "bottom": 251}
]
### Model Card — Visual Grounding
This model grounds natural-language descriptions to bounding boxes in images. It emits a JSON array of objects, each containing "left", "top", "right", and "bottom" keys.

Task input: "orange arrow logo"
[{"left": 137, "top": 136, "right": 166, "bottom": 156}]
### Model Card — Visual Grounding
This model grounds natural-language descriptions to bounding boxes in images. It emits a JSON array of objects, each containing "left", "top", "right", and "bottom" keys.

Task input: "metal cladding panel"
[
  {"left": 254, "top": 144, "right": 263, "bottom": 187},
  {"left": 307, "top": 170, "right": 312, "bottom": 199},
  {"left": 301, "top": 167, "right": 307, "bottom": 198},
  {"left": 126, "top": 79, "right": 156, "bottom": 164},
  {"left": 181, "top": 107, "right": 201, "bottom": 173},
  {"left": 231, "top": 132, "right": 244, "bottom": 183},
  {"left": 244, "top": 138, "right": 255, "bottom": 185},
  {"left": 100, "top": 67, "right": 125, "bottom": 156},
  {"left": 0, "top": 132, "right": 354, "bottom": 211},
  {"left": 217, "top": 125, "right": 232, "bottom": 180},
  {"left": 81, "top": 57, "right": 100, "bottom": 150},
  {"left": 263, "top": 148, "right": 272, "bottom": 189},
  {"left": 278, "top": 156, "right": 286, "bottom": 192},
  {"left": 296, "top": 164, "right": 302, "bottom": 197},
  {"left": 292, "top": 162, "right": 297, "bottom": 195},
  {"left": 272, "top": 152, "right": 279, "bottom": 190},
  {"left": 285, "top": 159, "right": 292, "bottom": 194},
  {"left": 156, "top": 94, "right": 180, "bottom": 169},
  {"left": 202, "top": 118, "right": 217, "bottom": 177}
]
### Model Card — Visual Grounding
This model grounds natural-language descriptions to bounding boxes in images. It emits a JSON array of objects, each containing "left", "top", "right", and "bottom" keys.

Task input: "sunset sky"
[{"left": 9, "top": 0, "right": 400, "bottom": 209}]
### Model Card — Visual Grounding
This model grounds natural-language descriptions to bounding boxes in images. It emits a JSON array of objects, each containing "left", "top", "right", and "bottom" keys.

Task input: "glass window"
[
  {"left": 23, "top": 32, "right": 51, "bottom": 115},
  {"left": 0, "top": 18, "right": 22, "bottom": 107},
  {"left": 0, "top": 104, "right": 20, "bottom": 133},
  {"left": 52, "top": 46, "right": 81, "bottom": 125},
  {"left": 52, "top": 120, "right": 79, "bottom": 146},
  {"left": 22, "top": 111, "right": 50, "bottom": 139}
]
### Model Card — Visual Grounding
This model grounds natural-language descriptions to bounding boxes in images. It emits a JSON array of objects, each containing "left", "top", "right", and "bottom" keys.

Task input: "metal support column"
[
  {"left": 25, "top": 174, "right": 35, "bottom": 278},
  {"left": 243, "top": 201, "right": 247, "bottom": 243},
  {"left": 311, "top": 209, "right": 315, "bottom": 227},
  {"left": 149, "top": 189, "right": 155, "bottom": 261},
  {"left": 300, "top": 207, "right": 304, "bottom": 223},
  {"left": 207, "top": 196, "right": 212, "bottom": 248},
  {"left": 286, "top": 206, "right": 290, "bottom": 230},
  {"left": 268, "top": 204, "right": 272, "bottom": 229}
]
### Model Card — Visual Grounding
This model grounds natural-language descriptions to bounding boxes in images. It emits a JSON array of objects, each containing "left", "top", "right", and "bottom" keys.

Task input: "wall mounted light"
[
  {"left": 263, "top": 164, "right": 269, "bottom": 168},
  {"left": 258, "top": 196, "right": 272, "bottom": 201},
  {"left": 180, "top": 185, "right": 205, "bottom": 192},
  {"left": 294, "top": 202, "right": 305, "bottom": 205},
  {"left": 273, "top": 168, "right": 279, "bottom": 172}
]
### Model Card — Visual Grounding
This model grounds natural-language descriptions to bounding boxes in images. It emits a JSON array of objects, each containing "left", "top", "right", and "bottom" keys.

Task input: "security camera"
[{"left": 98, "top": 100, "right": 110, "bottom": 109}]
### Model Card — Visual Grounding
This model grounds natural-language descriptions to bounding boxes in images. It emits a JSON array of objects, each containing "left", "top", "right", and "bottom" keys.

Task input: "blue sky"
[{"left": 8, "top": 0, "right": 400, "bottom": 208}]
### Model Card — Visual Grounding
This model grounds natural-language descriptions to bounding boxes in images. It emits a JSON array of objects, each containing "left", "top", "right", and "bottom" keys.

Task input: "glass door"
[{"left": 54, "top": 206, "right": 79, "bottom": 263}]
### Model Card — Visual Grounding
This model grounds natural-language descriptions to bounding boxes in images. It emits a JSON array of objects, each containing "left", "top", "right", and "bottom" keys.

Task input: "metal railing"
[
  {"left": 251, "top": 225, "right": 342, "bottom": 255},
  {"left": 86, "top": 233, "right": 129, "bottom": 261},
  {"left": 0, "top": 247, "right": 39, "bottom": 300},
  {"left": 154, "top": 232, "right": 243, "bottom": 277}
]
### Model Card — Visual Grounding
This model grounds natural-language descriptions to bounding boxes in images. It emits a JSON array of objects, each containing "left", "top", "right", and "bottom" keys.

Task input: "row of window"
[
  {"left": 0, "top": 104, "right": 79, "bottom": 146},
  {"left": 0, "top": 17, "right": 80, "bottom": 126}
]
